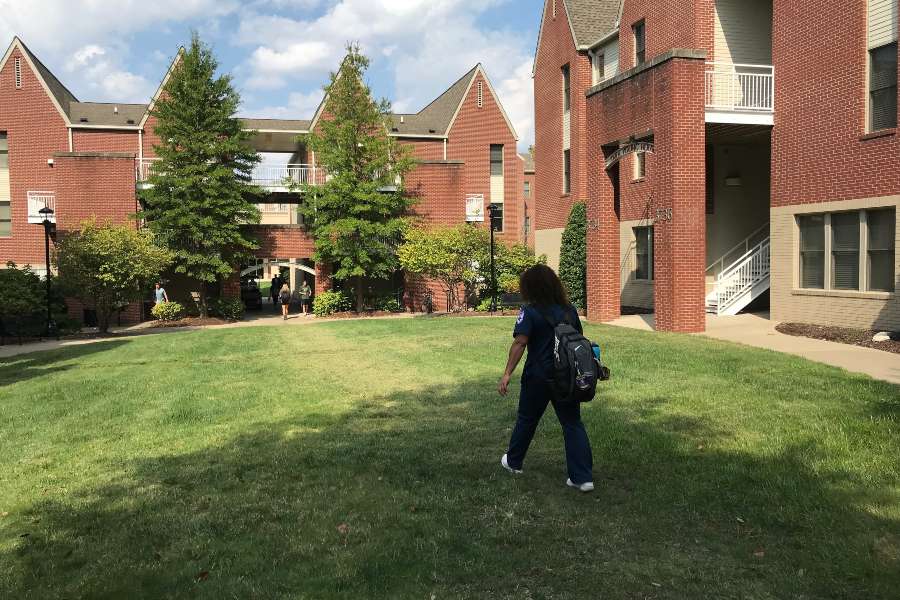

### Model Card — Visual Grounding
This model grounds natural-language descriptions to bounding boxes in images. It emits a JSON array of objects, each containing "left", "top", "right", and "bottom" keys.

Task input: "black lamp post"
[
  {"left": 38, "top": 206, "right": 57, "bottom": 338},
  {"left": 488, "top": 203, "right": 498, "bottom": 313}
]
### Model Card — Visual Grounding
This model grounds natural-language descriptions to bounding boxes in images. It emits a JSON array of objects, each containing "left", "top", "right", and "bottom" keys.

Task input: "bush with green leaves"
[
  {"left": 373, "top": 295, "right": 403, "bottom": 313},
  {"left": 210, "top": 298, "right": 245, "bottom": 321},
  {"left": 0, "top": 262, "right": 45, "bottom": 319},
  {"left": 313, "top": 291, "right": 353, "bottom": 317},
  {"left": 151, "top": 301, "right": 184, "bottom": 322},
  {"left": 558, "top": 202, "right": 587, "bottom": 309}
]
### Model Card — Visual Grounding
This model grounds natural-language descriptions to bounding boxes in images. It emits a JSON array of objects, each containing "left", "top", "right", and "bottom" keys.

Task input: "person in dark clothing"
[
  {"left": 270, "top": 274, "right": 281, "bottom": 309},
  {"left": 497, "top": 264, "right": 595, "bottom": 492}
]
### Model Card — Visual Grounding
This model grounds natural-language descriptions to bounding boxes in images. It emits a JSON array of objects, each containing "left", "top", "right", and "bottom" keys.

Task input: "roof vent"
[
  {"left": 429, "top": 129, "right": 436, "bottom": 134},
  {"left": 391, "top": 127, "right": 399, "bottom": 132},
  {"left": 79, "top": 117, "right": 88, "bottom": 123},
  {"left": 400, "top": 115, "right": 405, "bottom": 124},
  {"left": 114, "top": 106, "right": 119, "bottom": 114},
  {"left": 126, "top": 119, "right": 135, "bottom": 125}
]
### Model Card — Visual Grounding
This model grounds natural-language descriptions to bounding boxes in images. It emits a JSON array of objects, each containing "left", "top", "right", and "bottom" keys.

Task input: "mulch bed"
[
  {"left": 149, "top": 317, "right": 230, "bottom": 328},
  {"left": 776, "top": 322, "right": 900, "bottom": 355},
  {"left": 323, "top": 311, "right": 403, "bottom": 319}
]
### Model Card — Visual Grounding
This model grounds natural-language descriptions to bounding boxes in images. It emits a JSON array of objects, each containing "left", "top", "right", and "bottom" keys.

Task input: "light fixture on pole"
[
  {"left": 488, "top": 203, "right": 498, "bottom": 313},
  {"left": 38, "top": 206, "right": 57, "bottom": 339}
]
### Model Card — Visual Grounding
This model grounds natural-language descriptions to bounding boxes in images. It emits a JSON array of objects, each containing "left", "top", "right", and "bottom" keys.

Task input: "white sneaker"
[
  {"left": 501, "top": 454, "right": 523, "bottom": 474},
  {"left": 566, "top": 478, "right": 595, "bottom": 493}
]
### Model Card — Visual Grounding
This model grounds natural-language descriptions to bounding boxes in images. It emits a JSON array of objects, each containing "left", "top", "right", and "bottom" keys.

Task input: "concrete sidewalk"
[{"left": 607, "top": 312, "right": 900, "bottom": 385}]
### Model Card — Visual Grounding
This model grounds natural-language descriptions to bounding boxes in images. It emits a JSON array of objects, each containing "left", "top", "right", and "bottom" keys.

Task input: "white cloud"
[
  {"left": 246, "top": 42, "right": 334, "bottom": 88},
  {"left": 245, "top": 89, "right": 325, "bottom": 118},
  {"left": 65, "top": 44, "right": 154, "bottom": 102}
]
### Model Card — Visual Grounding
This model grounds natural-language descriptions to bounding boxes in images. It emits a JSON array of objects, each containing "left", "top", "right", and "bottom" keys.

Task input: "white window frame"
[
  {"left": 633, "top": 151, "right": 646, "bottom": 180},
  {"left": 634, "top": 225, "right": 654, "bottom": 281},
  {"left": 591, "top": 51, "right": 606, "bottom": 86},
  {"left": 796, "top": 208, "right": 896, "bottom": 293},
  {"left": 477, "top": 81, "right": 484, "bottom": 109},
  {"left": 14, "top": 57, "right": 22, "bottom": 89}
]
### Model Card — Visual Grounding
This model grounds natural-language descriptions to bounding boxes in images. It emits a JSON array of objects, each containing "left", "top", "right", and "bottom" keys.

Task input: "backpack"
[{"left": 539, "top": 307, "right": 610, "bottom": 403}]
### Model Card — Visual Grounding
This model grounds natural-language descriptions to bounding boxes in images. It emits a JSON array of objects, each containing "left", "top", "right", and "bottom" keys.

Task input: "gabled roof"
[
  {"left": 139, "top": 47, "right": 184, "bottom": 129},
  {"left": 533, "top": 0, "right": 622, "bottom": 75},
  {"left": 240, "top": 118, "right": 311, "bottom": 133},
  {"left": 0, "top": 37, "right": 77, "bottom": 125},
  {"left": 392, "top": 65, "right": 479, "bottom": 136}
]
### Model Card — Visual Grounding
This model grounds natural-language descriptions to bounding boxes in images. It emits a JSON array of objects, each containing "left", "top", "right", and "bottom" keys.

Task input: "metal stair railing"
[{"left": 712, "top": 238, "right": 770, "bottom": 315}]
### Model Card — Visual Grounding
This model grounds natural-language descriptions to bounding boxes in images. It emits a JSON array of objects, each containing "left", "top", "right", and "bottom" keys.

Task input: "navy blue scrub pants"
[{"left": 506, "top": 378, "right": 593, "bottom": 484}]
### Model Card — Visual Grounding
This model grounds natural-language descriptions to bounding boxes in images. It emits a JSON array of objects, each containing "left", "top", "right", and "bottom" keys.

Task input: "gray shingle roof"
[
  {"left": 69, "top": 102, "right": 147, "bottom": 127},
  {"left": 388, "top": 65, "right": 479, "bottom": 137},
  {"left": 16, "top": 38, "right": 79, "bottom": 116},
  {"left": 563, "top": 0, "right": 621, "bottom": 48},
  {"left": 240, "top": 118, "right": 311, "bottom": 132}
]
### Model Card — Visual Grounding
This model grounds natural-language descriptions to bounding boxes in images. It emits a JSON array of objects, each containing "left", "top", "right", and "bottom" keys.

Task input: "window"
[
  {"left": 14, "top": 57, "right": 21, "bottom": 89},
  {"left": 490, "top": 144, "right": 504, "bottom": 206},
  {"left": 633, "top": 21, "right": 646, "bottom": 65},
  {"left": 0, "top": 134, "right": 9, "bottom": 236},
  {"left": 831, "top": 212, "right": 861, "bottom": 290},
  {"left": 489, "top": 203, "right": 504, "bottom": 232},
  {"left": 635, "top": 226, "right": 654, "bottom": 280},
  {"left": 477, "top": 81, "right": 484, "bottom": 109},
  {"left": 634, "top": 151, "right": 646, "bottom": 180},
  {"left": 592, "top": 53, "right": 605, "bottom": 85},
  {"left": 563, "top": 149, "right": 571, "bottom": 194},
  {"left": 869, "top": 43, "right": 897, "bottom": 131},
  {"left": 799, "top": 214, "right": 826, "bottom": 289},
  {"left": 562, "top": 64, "right": 571, "bottom": 113},
  {"left": 524, "top": 180, "right": 531, "bottom": 198},
  {"left": 868, "top": 209, "right": 896, "bottom": 291},
  {"left": 524, "top": 215, "right": 531, "bottom": 237}
]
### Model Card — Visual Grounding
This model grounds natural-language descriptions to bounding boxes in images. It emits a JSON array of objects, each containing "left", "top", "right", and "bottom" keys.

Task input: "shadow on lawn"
[
  {"left": 0, "top": 340, "right": 131, "bottom": 387},
  {"left": 2, "top": 379, "right": 899, "bottom": 599}
]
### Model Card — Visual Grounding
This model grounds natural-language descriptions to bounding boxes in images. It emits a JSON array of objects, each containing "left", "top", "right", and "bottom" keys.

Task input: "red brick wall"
[
  {"left": 447, "top": 71, "right": 522, "bottom": 244},
  {"left": 0, "top": 46, "right": 70, "bottom": 268},
  {"left": 72, "top": 130, "right": 140, "bottom": 154},
  {"left": 406, "top": 161, "right": 465, "bottom": 225},
  {"left": 523, "top": 169, "right": 536, "bottom": 249},
  {"left": 772, "top": 0, "right": 900, "bottom": 207},
  {"left": 246, "top": 225, "right": 315, "bottom": 258},
  {"left": 534, "top": 0, "right": 591, "bottom": 233},
  {"left": 618, "top": 0, "right": 713, "bottom": 71},
  {"left": 402, "top": 138, "right": 445, "bottom": 161},
  {"left": 53, "top": 153, "right": 139, "bottom": 231},
  {"left": 586, "top": 56, "right": 707, "bottom": 332}
]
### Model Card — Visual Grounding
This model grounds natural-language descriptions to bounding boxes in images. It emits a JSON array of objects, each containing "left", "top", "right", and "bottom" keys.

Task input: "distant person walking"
[
  {"left": 300, "top": 280, "right": 312, "bottom": 315},
  {"left": 270, "top": 274, "right": 281, "bottom": 309},
  {"left": 497, "top": 264, "right": 594, "bottom": 492},
  {"left": 154, "top": 283, "right": 169, "bottom": 305},
  {"left": 279, "top": 283, "right": 291, "bottom": 320}
]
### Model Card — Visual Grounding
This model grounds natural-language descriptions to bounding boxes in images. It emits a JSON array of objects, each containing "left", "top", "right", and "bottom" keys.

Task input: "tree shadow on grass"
[
  {"left": 0, "top": 340, "right": 132, "bottom": 388},
  {"left": 1, "top": 380, "right": 899, "bottom": 599}
]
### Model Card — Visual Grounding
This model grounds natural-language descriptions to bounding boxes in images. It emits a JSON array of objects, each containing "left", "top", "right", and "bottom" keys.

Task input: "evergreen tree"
[
  {"left": 139, "top": 33, "right": 261, "bottom": 317},
  {"left": 558, "top": 202, "right": 587, "bottom": 310},
  {"left": 299, "top": 44, "right": 415, "bottom": 313}
]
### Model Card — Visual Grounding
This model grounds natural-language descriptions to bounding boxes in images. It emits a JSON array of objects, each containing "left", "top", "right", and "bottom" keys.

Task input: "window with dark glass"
[
  {"left": 562, "top": 64, "right": 571, "bottom": 113},
  {"left": 490, "top": 144, "right": 503, "bottom": 176},
  {"left": 870, "top": 43, "right": 898, "bottom": 131},
  {"left": 831, "top": 212, "right": 860, "bottom": 290},
  {"left": 0, "top": 133, "right": 9, "bottom": 237},
  {"left": 563, "top": 149, "right": 571, "bottom": 194},
  {"left": 489, "top": 203, "right": 504, "bottom": 232},
  {"left": 799, "top": 214, "right": 825, "bottom": 289},
  {"left": 867, "top": 208, "right": 896, "bottom": 292},
  {"left": 633, "top": 21, "right": 646, "bottom": 65},
  {"left": 524, "top": 181, "right": 531, "bottom": 198},
  {"left": 634, "top": 226, "right": 654, "bottom": 280}
]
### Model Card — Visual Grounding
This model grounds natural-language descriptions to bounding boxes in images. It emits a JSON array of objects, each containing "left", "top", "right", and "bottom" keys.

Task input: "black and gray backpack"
[{"left": 540, "top": 308, "right": 610, "bottom": 403}]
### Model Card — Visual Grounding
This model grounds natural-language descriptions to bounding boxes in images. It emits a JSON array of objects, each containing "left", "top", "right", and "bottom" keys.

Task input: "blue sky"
[{"left": 0, "top": 0, "right": 543, "bottom": 149}]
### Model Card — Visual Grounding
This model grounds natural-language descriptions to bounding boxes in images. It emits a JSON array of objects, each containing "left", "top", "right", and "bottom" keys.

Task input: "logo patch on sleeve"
[{"left": 516, "top": 308, "right": 525, "bottom": 325}]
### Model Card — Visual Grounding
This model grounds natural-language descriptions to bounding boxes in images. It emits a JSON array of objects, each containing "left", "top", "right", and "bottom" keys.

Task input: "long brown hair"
[{"left": 519, "top": 264, "right": 569, "bottom": 307}]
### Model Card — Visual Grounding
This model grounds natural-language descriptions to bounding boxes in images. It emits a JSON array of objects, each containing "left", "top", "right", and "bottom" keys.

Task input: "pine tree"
[
  {"left": 558, "top": 202, "right": 587, "bottom": 310},
  {"left": 299, "top": 44, "right": 415, "bottom": 313},
  {"left": 139, "top": 32, "right": 261, "bottom": 317}
]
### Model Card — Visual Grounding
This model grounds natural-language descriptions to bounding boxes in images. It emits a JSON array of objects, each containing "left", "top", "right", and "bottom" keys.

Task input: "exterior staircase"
[{"left": 705, "top": 224, "right": 771, "bottom": 316}]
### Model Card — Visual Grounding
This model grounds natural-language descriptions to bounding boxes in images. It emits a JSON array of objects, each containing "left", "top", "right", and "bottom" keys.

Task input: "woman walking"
[
  {"left": 497, "top": 264, "right": 594, "bottom": 492},
  {"left": 279, "top": 283, "right": 291, "bottom": 320}
]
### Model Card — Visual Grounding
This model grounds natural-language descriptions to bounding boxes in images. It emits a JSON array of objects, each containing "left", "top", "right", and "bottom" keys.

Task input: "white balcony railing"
[
  {"left": 251, "top": 164, "right": 325, "bottom": 189},
  {"left": 135, "top": 158, "right": 159, "bottom": 183},
  {"left": 705, "top": 62, "right": 774, "bottom": 113},
  {"left": 27, "top": 191, "right": 56, "bottom": 224}
]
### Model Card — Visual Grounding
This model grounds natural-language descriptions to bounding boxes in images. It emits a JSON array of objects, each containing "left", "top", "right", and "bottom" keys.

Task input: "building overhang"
[{"left": 705, "top": 112, "right": 774, "bottom": 126}]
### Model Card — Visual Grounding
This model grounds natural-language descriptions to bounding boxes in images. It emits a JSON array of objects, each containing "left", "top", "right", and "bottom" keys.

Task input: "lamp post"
[
  {"left": 488, "top": 203, "right": 498, "bottom": 313},
  {"left": 38, "top": 206, "right": 56, "bottom": 339}
]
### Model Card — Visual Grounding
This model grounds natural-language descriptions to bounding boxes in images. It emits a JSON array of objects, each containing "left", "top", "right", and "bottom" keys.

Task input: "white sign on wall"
[{"left": 466, "top": 193, "right": 485, "bottom": 222}]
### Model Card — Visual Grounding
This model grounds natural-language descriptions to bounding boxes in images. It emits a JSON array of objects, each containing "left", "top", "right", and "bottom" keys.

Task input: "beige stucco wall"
[
  {"left": 620, "top": 219, "right": 654, "bottom": 310},
  {"left": 536, "top": 227, "right": 564, "bottom": 272},
  {"left": 706, "top": 144, "right": 770, "bottom": 268},
  {"left": 771, "top": 195, "right": 900, "bottom": 331}
]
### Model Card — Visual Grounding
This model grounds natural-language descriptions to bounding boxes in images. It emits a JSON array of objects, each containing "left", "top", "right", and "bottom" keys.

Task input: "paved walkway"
[{"left": 607, "top": 312, "right": 900, "bottom": 385}]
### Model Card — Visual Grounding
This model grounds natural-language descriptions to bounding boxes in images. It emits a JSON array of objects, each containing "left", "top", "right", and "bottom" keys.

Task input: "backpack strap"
[{"left": 535, "top": 305, "right": 573, "bottom": 328}]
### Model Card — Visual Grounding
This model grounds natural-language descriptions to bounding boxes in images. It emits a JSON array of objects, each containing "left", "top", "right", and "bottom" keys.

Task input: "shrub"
[
  {"left": 313, "top": 291, "right": 352, "bottom": 317},
  {"left": 373, "top": 294, "right": 403, "bottom": 313},
  {"left": 151, "top": 301, "right": 184, "bottom": 322},
  {"left": 0, "top": 262, "right": 44, "bottom": 318},
  {"left": 559, "top": 203, "right": 587, "bottom": 309},
  {"left": 210, "top": 297, "right": 245, "bottom": 321},
  {"left": 476, "top": 297, "right": 493, "bottom": 312},
  {"left": 499, "top": 274, "right": 520, "bottom": 294}
]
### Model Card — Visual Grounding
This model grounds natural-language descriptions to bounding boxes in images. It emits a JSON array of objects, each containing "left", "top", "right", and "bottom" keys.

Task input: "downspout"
[
  {"left": 443, "top": 138, "right": 447, "bottom": 160},
  {"left": 67, "top": 128, "right": 73, "bottom": 152}
]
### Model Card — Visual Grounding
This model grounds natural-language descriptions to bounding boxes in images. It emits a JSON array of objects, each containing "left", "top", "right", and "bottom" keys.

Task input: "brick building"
[
  {"left": 0, "top": 37, "right": 526, "bottom": 319},
  {"left": 534, "top": 0, "right": 899, "bottom": 332}
]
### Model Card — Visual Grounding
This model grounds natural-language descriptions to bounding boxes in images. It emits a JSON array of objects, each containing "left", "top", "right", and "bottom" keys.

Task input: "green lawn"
[{"left": 1, "top": 317, "right": 898, "bottom": 599}]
